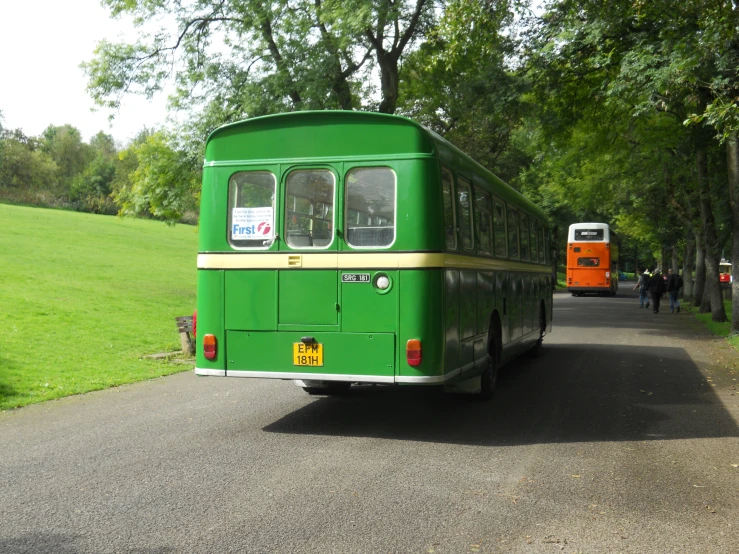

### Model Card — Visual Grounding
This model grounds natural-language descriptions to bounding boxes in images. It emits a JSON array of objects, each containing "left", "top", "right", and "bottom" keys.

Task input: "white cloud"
[{"left": 0, "top": 0, "right": 170, "bottom": 144}]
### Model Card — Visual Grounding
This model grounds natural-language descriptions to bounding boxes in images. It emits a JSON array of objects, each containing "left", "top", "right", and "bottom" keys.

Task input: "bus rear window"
[
  {"left": 578, "top": 257, "right": 600, "bottom": 267},
  {"left": 575, "top": 229, "right": 604, "bottom": 241},
  {"left": 285, "top": 170, "right": 335, "bottom": 248},
  {"left": 345, "top": 167, "right": 396, "bottom": 248},
  {"left": 228, "top": 171, "right": 276, "bottom": 249}
]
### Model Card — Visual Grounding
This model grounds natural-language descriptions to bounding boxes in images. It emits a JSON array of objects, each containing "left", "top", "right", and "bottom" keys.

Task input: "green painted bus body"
[{"left": 196, "top": 111, "right": 553, "bottom": 385}]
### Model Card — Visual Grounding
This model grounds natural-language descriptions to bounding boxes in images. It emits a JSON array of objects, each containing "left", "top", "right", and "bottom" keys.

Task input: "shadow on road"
[
  {"left": 0, "top": 533, "right": 176, "bottom": 554},
  {"left": 263, "top": 343, "right": 738, "bottom": 446}
]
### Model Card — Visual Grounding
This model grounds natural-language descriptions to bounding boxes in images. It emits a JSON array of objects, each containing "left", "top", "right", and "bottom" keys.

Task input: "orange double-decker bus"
[{"left": 567, "top": 223, "right": 619, "bottom": 296}]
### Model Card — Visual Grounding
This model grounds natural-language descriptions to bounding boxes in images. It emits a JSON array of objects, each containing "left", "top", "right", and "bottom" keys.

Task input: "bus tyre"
[
  {"left": 528, "top": 307, "right": 547, "bottom": 358},
  {"left": 302, "top": 382, "right": 351, "bottom": 395},
  {"left": 477, "top": 355, "right": 497, "bottom": 401}
]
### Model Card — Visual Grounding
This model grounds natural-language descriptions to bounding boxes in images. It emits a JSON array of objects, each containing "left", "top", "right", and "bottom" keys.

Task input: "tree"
[
  {"left": 41, "top": 124, "right": 91, "bottom": 197},
  {"left": 84, "top": 0, "right": 432, "bottom": 123},
  {"left": 70, "top": 132, "right": 119, "bottom": 214},
  {"left": 113, "top": 131, "right": 200, "bottom": 223},
  {"left": 398, "top": 0, "right": 528, "bottom": 180},
  {"left": 524, "top": 0, "right": 731, "bottom": 321},
  {"left": 0, "top": 130, "right": 57, "bottom": 197}
]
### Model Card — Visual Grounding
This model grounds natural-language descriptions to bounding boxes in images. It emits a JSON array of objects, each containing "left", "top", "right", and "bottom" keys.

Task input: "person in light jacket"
[{"left": 633, "top": 269, "right": 650, "bottom": 308}]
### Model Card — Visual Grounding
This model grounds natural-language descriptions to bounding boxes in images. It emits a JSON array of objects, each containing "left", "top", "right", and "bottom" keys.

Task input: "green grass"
[
  {"left": 0, "top": 204, "right": 198, "bottom": 410},
  {"left": 556, "top": 271, "right": 566, "bottom": 289},
  {"left": 686, "top": 298, "right": 739, "bottom": 350}
]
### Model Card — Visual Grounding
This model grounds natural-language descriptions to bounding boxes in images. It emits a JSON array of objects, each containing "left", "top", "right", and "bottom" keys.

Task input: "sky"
[{"left": 0, "top": 0, "right": 170, "bottom": 145}]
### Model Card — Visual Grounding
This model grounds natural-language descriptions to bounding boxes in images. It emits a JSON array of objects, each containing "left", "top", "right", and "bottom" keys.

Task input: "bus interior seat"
[
  {"left": 346, "top": 227, "right": 394, "bottom": 247},
  {"left": 287, "top": 232, "right": 313, "bottom": 247},
  {"left": 311, "top": 229, "right": 332, "bottom": 247}
]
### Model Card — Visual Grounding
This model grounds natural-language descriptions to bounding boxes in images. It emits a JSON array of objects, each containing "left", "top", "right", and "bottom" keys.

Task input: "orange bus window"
[{"left": 578, "top": 257, "right": 600, "bottom": 267}]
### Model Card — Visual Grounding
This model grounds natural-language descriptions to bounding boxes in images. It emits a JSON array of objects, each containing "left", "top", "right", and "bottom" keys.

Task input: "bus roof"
[
  {"left": 568, "top": 223, "right": 615, "bottom": 242},
  {"left": 205, "top": 111, "right": 546, "bottom": 221}
]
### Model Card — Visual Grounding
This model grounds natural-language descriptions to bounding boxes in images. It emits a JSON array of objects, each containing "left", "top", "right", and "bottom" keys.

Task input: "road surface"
[{"left": 1, "top": 290, "right": 738, "bottom": 553}]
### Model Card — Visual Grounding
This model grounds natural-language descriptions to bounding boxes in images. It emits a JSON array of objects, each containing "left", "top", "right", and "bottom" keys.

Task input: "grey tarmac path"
[{"left": 1, "top": 289, "right": 738, "bottom": 554}]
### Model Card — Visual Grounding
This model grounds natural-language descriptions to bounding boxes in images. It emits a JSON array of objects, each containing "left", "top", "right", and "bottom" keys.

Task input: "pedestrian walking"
[
  {"left": 666, "top": 268, "right": 683, "bottom": 313},
  {"left": 632, "top": 269, "right": 650, "bottom": 308},
  {"left": 647, "top": 268, "right": 667, "bottom": 313}
]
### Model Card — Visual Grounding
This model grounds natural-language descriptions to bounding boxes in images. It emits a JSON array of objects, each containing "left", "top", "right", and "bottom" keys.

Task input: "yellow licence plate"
[{"left": 293, "top": 342, "right": 324, "bottom": 367}]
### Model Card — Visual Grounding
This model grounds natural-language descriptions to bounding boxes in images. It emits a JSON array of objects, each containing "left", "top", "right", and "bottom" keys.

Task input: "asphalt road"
[{"left": 1, "top": 289, "right": 738, "bottom": 553}]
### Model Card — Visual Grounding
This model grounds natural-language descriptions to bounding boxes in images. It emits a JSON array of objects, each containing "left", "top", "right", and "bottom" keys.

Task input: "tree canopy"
[{"left": 5, "top": 1, "right": 739, "bottom": 327}]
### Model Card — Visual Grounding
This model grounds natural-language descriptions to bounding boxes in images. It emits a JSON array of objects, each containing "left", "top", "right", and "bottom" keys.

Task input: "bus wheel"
[
  {"left": 302, "top": 382, "right": 351, "bottom": 395},
  {"left": 529, "top": 306, "right": 547, "bottom": 358},
  {"left": 477, "top": 357, "right": 497, "bottom": 401}
]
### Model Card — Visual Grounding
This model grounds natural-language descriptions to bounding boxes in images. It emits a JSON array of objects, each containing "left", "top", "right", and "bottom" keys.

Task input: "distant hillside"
[{"left": 0, "top": 204, "right": 198, "bottom": 410}]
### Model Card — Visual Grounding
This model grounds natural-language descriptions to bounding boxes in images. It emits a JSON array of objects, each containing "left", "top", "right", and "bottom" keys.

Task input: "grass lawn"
[
  {"left": 0, "top": 204, "right": 198, "bottom": 410},
  {"left": 686, "top": 298, "right": 739, "bottom": 350}
]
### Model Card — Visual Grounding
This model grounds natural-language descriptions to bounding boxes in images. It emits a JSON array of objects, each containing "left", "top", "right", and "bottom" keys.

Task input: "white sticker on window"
[{"left": 232, "top": 207, "right": 274, "bottom": 240}]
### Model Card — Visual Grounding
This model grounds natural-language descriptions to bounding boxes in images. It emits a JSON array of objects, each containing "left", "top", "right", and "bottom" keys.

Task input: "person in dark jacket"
[
  {"left": 666, "top": 268, "right": 682, "bottom": 313},
  {"left": 648, "top": 268, "right": 667, "bottom": 313}
]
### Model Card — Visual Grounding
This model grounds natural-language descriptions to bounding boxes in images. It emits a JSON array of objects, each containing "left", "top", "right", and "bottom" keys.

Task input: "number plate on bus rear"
[{"left": 293, "top": 343, "right": 324, "bottom": 366}]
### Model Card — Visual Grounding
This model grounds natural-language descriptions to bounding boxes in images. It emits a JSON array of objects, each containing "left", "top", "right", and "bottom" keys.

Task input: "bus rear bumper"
[
  {"left": 195, "top": 368, "right": 226, "bottom": 376},
  {"left": 194, "top": 368, "right": 455, "bottom": 384},
  {"left": 567, "top": 287, "right": 611, "bottom": 293}
]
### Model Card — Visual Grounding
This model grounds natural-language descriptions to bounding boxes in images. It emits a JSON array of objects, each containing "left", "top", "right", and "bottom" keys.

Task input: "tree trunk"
[
  {"left": 693, "top": 230, "right": 705, "bottom": 305},
  {"left": 376, "top": 51, "right": 399, "bottom": 114},
  {"left": 682, "top": 236, "right": 695, "bottom": 302},
  {"left": 671, "top": 245, "right": 678, "bottom": 273},
  {"left": 697, "top": 143, "right": 727, "bottom": 321},
  {"left": 728, "top": 132, "right": 739, "bottom": 333}
]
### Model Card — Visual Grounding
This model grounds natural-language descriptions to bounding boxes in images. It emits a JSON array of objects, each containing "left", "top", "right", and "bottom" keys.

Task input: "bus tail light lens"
[
  {"left": 406, "top": 339, "right": 422, "bottom": 366},
  {"left": 203, "top": 334, "right": 217, "bottom": 360},
  {"left": 605, "top": 271, "right": 610, "bottom": 278}
]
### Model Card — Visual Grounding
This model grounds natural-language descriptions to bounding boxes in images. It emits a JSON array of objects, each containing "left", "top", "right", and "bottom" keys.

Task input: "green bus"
[{"left": 195, "top": 111, "right": 553, "bottom": 398}]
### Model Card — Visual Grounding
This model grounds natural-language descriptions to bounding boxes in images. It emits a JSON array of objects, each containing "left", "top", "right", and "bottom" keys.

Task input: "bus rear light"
[
  {"left": 605, "top": 271, "right": 610, "bottom": 278},
  {"left": 203, "top": 334, "right": 217, "bottom": 360},
  {"left": 406, "top": 339, "right": 422, "bottom": 367}
]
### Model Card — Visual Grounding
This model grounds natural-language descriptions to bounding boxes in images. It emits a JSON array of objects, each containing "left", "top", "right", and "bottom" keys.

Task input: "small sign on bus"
[{"left": 342, "top": 273, "right": 371, "bottom": 283}]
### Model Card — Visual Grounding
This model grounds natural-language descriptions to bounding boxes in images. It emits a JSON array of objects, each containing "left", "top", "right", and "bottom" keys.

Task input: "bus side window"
[
  {"left": 474, "top": 187, "right": 492, "bottom": 256},
  {"left": 442, "top": 168, "right": 457, "bottom": 251},
  {"left": 537, "top": 222, "right": 545, "bottom": 263},
  {"left": 544, "top": 228, "right": 550, "bottom": 264},
  {"left": 492, "top": 198, "right": 507, "bottom": 258},
  {"left": 457, "top": 177, "right": 474, "bottom": 252},
  {"left": 530, "top": 219, "right": 539, "bottom": 263},
  {"left": 520, "top": 212, "right": 530, "bottom": 261},
  {"left": 507, "top": 205, "right": 520, "bottom": 259}
]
